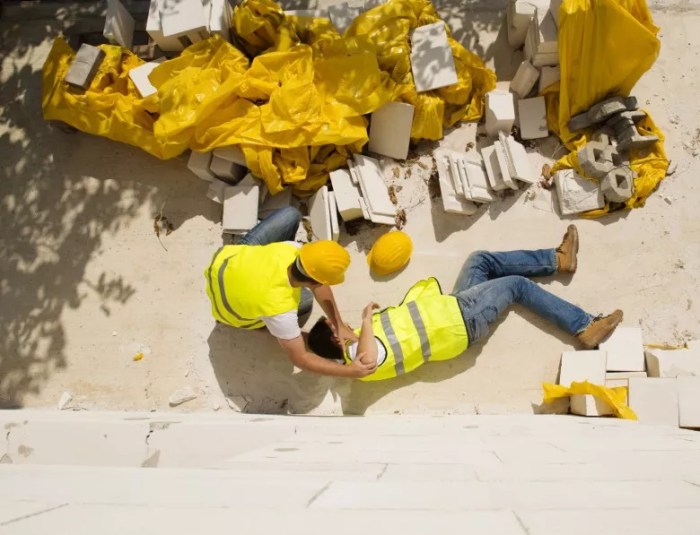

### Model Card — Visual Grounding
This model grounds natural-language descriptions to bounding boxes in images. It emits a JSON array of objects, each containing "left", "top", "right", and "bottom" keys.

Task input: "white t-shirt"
[
  {"left": 346, "top": 338, "right": 388, "bottom": 367},
  {"left": 261, "top": 242, "right": 302, "bottom": 340}
]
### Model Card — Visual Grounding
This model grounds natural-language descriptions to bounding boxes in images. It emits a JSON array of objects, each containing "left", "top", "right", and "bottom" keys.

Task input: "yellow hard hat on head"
[
  {"left": 367, "top": 231, "right": 413, "bottom": 276},
  {"left": 299, "top": 241, "right": 351, "bottom": 286}
]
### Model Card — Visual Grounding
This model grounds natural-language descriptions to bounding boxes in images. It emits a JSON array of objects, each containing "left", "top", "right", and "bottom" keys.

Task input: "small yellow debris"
[{"left": 133, "top": 353, "right": 144, "bottom": 361}]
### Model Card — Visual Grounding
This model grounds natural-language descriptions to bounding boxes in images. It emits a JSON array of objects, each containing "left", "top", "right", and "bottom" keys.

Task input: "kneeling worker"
[
  {"left": 205, "top": 206, "right": 376, "bottom": 378},
  {"left": 308, "top": 225, "right": 623, "bottom": 380}
]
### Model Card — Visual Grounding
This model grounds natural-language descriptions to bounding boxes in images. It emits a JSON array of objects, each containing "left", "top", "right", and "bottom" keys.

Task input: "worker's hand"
[
  {"left": 333, "top": 322, "right": 358, "bottom": 348},
  {"left": 347, "top": 353, "right": 377, "bottom": 378},
  {"left": 362, "top": 302, "right": 380, "bottom": 321}
]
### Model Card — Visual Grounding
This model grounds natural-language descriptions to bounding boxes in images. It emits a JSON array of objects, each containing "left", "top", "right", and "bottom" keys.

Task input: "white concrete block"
[
  {"left": 677, "top": 377, "right": 700, "bottom": 428},
  {"left": 570, "top": 394, "right": 614, "bottom": 417},
  {"left": 493, "top": 141, "right": 519, "bottom": 190},
  {"left": 187, "top": 151, "right": 216, "bottom": 181},
  {"left": 64, "top": 44, "right": 105, "bottom": 89},
  {"left": 329, "top": 168, "right": 363, "bottom": 221},
  {"left": 550, "top": 0, "right": 563, "bottom": 26},
  {"left": 160, "top": 0, "right": 209, "bottom": 38},
  {"left": 104, "top": 0, "right": 135, "bottom": 49},
  {"left": 309, "top": 186, "right": 332, "bottom": 241},
  {"left": 553, "top": 169, "right": 604, "bottom": 215},
  {"left": 352, "top": 154, "right": 395, "bottom": 216},
  {"left": 485, "top": 90, "right": 516, "bottom": 137},
  {"left": 212, "top": 145, "right": 247, "bottom": 166},
  {"left": 410, "top": 22, "right": 459, "bottom": 92},
  {"left": 328, "top": 3, "right": 362, "bottom": 34},
  {"left": 558, "top": 350, "right": 607, "bottom": 386},
  {"left": 499, "top": 132, "right": 537, "bottom": 184},
  {"left": 481, "top": 145, "right": 507, "bottom": 191},
  {"left": 627, "top": 378, "right": 678, "bottom": 426},
  {"left": 328, "top": 192, "right": 341, "bottom": 242},
  {"left": 208, "top": 0, "right": 231, "bottom": 42},
  {"left": 259, "top": 188, "right": 292, "bottom": 217},
  {"left": 369, "top": 102, "right": 414, "bottom": 160},
  {"left": 222, "top": 186, "right": 259, "bottom": 234},
  {"left": 510, "top": 60, "right": 539, "bottom": 99},
  {"left": 147, "top": 0, "right": 184, "bottom": 52},
  {"left": 507, "top": 0, "right": 536, "bottom": 47},
  {"left": 605, "top": 371, "right": 646, "bottom": 389},
  {"left": 459, "top": 155, "right": 494, "bottom": 203},
  {"left": 206, "top": 177, "right": 229, "bottom": 204},
  {"left": 210, "top": 155, "right": 246, "bottom": 183},
  {"left": 128, "top": 57, "right": 165, "bottom": 98},
  {"left": 599, "top": 326, "right": 645, "bottom": 372},
  {"left": 517, "top": 96, "right": 548, "bottom": 140},
  {"left": 434, "top": 152, "right": 479, "bottom": 215},
  {"left": 645, "top": 348, "right": 700, "bottom": 378},
  {"left": 358, "top": 196, "right": 371, "bottom": 220},
  {"left": 284, "top": 9, "right": 329, "bottom": 18},
  {"left": 539, "top": 65, "right": 560, "bottom": 92}
]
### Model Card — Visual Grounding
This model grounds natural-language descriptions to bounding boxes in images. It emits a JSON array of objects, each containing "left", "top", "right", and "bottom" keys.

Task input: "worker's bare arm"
[
  {"left": 356, "top": 302, "right": 379, "bottom": 368},
  {"left": 278, "top": 335, "right": 375, "bottom": 378},
  {"left": 311, "top": 285, "right": 357, "bottom": 346}
]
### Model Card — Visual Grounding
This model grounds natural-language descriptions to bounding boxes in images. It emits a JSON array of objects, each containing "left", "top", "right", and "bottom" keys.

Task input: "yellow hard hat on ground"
[
  {"left": 367, "top": 231, "right": 413, "bottom": 276},
  {"left": 298, "top": 241, "right": 351, "bottom": 285}
]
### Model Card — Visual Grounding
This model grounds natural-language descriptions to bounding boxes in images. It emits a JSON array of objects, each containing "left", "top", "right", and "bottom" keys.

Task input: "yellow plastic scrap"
[
  {"left": 545, "top": 0, "right": 669, "bottom": 216},
  {"left": 232, "top": 0, "right": 299, "bottom": 55},
  {"left": 542, "top": 381, "right": 638, "bottom": 420}
]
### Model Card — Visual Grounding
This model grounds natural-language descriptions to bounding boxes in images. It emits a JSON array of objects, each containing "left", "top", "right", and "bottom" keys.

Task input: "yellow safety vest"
[
  {"left": 204, "top": 243, "right": 302, "bottom": 329},
  {"left": 346, "top": 277, "right": 469, "bottom": 381}
]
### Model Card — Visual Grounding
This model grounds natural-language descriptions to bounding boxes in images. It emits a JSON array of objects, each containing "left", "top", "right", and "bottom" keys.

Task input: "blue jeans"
[
  {"left": 239, "top": 206, "right": 312, "bottom": 317},
  {"left": 453, "top": 250, "right": 594, "bottom": 344}
]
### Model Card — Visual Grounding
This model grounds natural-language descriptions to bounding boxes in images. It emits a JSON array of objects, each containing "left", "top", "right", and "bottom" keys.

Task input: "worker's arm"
[
  {"left": 278, "top": 335, "right": 376, "bottom": 378},
  {"left": 311, "top": 285, "right": 357, "bottom": 346},
  {"left": 355, "top": 302, "right": 379, "bottom": 368}
]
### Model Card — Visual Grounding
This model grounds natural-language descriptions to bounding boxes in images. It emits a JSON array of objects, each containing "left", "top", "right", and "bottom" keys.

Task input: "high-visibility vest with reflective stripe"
[
  {"left": 204, "top": 243, "right": 301, "bottom": 329},
  {"left": 346, "top": 277, "right": 468, "bottom": 381}
]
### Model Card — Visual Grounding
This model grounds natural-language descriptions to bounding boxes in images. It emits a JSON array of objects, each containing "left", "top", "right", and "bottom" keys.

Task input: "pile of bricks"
[
  {"left": 146, "top": 0, "right": 232, "bottom": 52},
  {"left": 557, "top": 327, "right": 700, "bottom": 428}
]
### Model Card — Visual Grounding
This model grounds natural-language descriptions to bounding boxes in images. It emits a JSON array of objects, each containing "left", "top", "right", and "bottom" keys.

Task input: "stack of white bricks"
[{"left": 557, "top": 326, "right": 700, "bottom": 429}]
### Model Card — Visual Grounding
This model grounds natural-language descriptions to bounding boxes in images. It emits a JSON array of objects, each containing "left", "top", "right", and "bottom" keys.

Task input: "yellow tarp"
[
  {"left": 542, "top": 381, "right": 638, "bottom": 420},
  {"left": 41, "top": 0, "right": 496, "bottom": 194},
  {"left": 546, "top": 0, "right": 669, "bottom": 216}
]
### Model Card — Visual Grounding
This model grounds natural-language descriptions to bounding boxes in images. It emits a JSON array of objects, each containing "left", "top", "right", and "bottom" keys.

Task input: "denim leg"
[
  {"left": 239, "top": 206, "right": 301, "bottom": 246},
  {"left": 455, "top": 275, "right": 594, "bottom": 343},
  {"left": 298, "top": 287, "right": 313, "bottom": 318},
  {"left": 453, "top": 249, "right": 558, "bottom": 293}
]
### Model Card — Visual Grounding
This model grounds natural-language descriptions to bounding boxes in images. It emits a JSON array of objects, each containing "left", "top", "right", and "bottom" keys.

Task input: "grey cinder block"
[
  {"left": 601, "top": 167, "right": 635, "bottom": 203},
  {"left": 577, "top": 141, "right": 615, "bottom": 179},
  {"left": 64, "top": 43, "right": 105, "bottom": 89}
]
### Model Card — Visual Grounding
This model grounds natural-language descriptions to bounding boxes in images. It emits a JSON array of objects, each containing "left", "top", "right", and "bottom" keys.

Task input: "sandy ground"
[{"left": 0, "top": 0, "right": 698, "bottom": 415}]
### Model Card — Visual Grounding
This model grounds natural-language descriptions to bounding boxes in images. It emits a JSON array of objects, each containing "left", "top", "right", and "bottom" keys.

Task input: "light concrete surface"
[{"left": 0, "top": 1, "right": 699, "bottom": 417}]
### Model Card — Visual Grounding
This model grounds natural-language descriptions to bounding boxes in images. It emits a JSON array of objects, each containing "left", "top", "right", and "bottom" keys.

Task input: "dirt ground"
[{"left": 0, "top": 0, "right": 698, "bottom": 415}]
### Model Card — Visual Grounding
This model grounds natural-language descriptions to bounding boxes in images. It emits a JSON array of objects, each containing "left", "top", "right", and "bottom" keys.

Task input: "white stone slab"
[
  {"left": 485, "top": 90, "right": 516, "bottom": 137},
  {"left": 328, "top": 3, "right": 362, "bottom": 34},
  {"left": 627, "top": 378, "right": 679, "bottom": 426},
  {"left": 212, "top": 145, "right": 247, "bottom": 167},
  {"left": 410, "top": 22, "right": 458, "bottom": 92},
  {"left": 459, "top": 156, "right": 494, "bottom": 203},
  {"left": 210, "top": 155, "right": 246, "bottom": 183},
  {"left": 128, "top": 58, "right": 165, "bottom": 98},
  {"left": 358, "top": 196, "right": 371, "bottom": 220},
  {"left": 328, "top": 192, "right": 341, "bottom": 242},
  {"left": 222, "top": 186, "right": 259, "bottom": 234},
  {"left": 309, "top": 185, "right": 332, "bottom": 241},
  {"left": 507, "top": 0, "right": 537, "bottom": 47},
  {"left": 64, "top": 44, "right": 105, "bottom": 89},
  {"left": 104, "top": 0, "right": 135, "bottom": 49},
  {"left": 677, "top": 377, "right": 700, "bottom": 429},
  {"left": 146, "top": 0, "right": 184, "bottom": 52},
  {"left": 259, "top": 188, "right": 292, "bottom": 217},
  {"left": 499, "top": 132, "right": 537, "bottom": 184},
  {"left": 645, "top": 348, "right": 700, "bottom": 378},
  {"left": 553, "top": 169, "right": 604, "bottom": 215},
  {"left": 352, "top": 154, "right": 395, "bottom": 216},
  {"left": 539, "top": 65, "right": 560, "bottom": 92},
  {"left": 599, "top": 326, "right": 645, "bottom": 372},
  {"left": 187, "top": 151, "right": 215, "bottom": 181},
  {"left": 558, "top": 350, "right": 607, "bottom": 386},
  {"left": 493, "top": 141, "right": 519, "bottom": 190},
  {"left": 369, "top": 102, "right": 414, "bottom": 160},
  {"left": 434, "top": 152, "right": 479, "bottom": 215},
  {"left": 206, "top": 177, "right": 229, "bottom": 204},
  {"left": 510, "top": 60, "right": 539, "bottom": 99},
  {"left": 208, "top": 0, "right": 232, "bottom": 41},
  {"left": 329, "top": 168, "right": 363, "bottom": 221},
  {"left": 160, "top": 0, "right": 209, "bottom": 38},
  {"left": 481, "top": 145, "right": 507, "bottom": 191},
  {"left": 518, "top": 96, "right": 548, "bottom": 140},
  {"left": 570, "top": 394, "right": 614, "bottom": 417}
]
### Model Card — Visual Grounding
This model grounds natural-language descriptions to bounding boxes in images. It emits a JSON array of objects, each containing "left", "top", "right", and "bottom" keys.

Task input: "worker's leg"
[
  {"left": 453, "top": 249, "right": 557, "bottom": 293},
  {"left": 239, "top": 206, "right": 301, "bottom": 246},
  {"left": 454, "top": 275, "right": 593, "bottom": 343}
]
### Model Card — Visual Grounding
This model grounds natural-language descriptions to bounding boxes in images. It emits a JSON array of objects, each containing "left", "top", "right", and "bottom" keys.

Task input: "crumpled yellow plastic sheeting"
[
  {"left": 41, "top": 38, "right": 187, "bottom": 160},
  {"left": 545, "top": 0, "right": 668, "bottom": 216},
  {"left": 542, "top": 381, "right": 638, "bottom": 420}
]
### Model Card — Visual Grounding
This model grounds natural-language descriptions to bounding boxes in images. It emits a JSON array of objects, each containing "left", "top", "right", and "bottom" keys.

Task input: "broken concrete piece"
[
  {"left": 569, "top": 96, "right": 638, "bottom": 131},
  {"left": 329, "top": 168, "right": 363, "bottom": 221},
  {"left": 328, "top": 191, "right": 341, "bottom": 241},
  {"left": 222, "top": 185, "right": 259, "bottom": 234},
  {"left": 553, "top": 169, "right": 605, "bottom": 215},
  {"left": 410, "top": 22, "right": 458, "bottom": 92},
  {"left": 434, "top": 151, "right": 479, "bottom": 215},
  {"left": 645, "top": 347, "right": 700, "bottom": 378},
  {"left": 570, "top": 394, "right": 614, "bottom": 417},
  {"left": 524, "top": 8, "right": 559, "bottom": 67},
  {"left": 352, "top": 154, "right": 395, "bottom": 217},
  {"left": 500, "top": 132, "right": 538, "bottom": 184},
  {"left": 64, "top": 44, "right": 106, "bottom": 89},
  {"left": 481, "top": 145, "right": 507, "bottom": 191},
  {"left": 616, "top": 129, "right": 660, "bottom": 152},
  {"left": 104, "top": 0, "right": 135, "bottom": 49},
  {"left": 206, "top": 177, "right": 229, "bottom": 204},
  {"left": 187, "top": 151, "right": 215, "bottom": 181},
  {"left": 210, "top": 155, "right": 246, "bottom": 183},
  {"left": 601, "top": 167, "right": 635, "bottom": 203},
  {"left": 128, "top": 57, "right": 165, "bottom": 98},
  {"left": 627, "top": 378, "right": 678, "bottom": 426},
  {"left": 538, "top": 65, "right": 560, "bottom": 92},
  {"left": 168, "top": 386, "right": 198, "bottom": 407},
  {"left": 599, "top": 326, "right": 645, "bottom": 372},
  {"left": 328, "top": 2, "right": 362, "bottom": 34},
  {"left": 493, "top": 141, "right": 519, "bottom": 190},
  {"left": 577, "top": 141, "right": 616, "bottom": 179},
  {"left": 507, "top": 0, "right": 548, "bottom": 47},
  {"left": 459, "top": 155, "right": 494, "bottom": 203},
  {"left": 309, "top": 185, "right": 332, "bottom": 241},
  {"left": 212, "top": 146, "right": 246, "bottom": 167},
  {"left": 677, "top": 377, "right": 700, "bottom": 428},
  {"left": 57, "top": 391, "right": 73, "bottom": 411},
  {"left": 517, "top": 96, "right": 548, "bottom": 140},
  {"left": 510, "top": 60, "right": 540, "bottom": 99},
  {"left": 369, "top": 102, "right": 414, "bottom": 160},
  {"left": 486, "top": 90, "right": 516, "bottom": 137}
]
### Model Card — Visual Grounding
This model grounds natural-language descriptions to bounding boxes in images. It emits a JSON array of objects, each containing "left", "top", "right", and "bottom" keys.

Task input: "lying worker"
[
  {"left": 308, "top": 225, "right": 623, "bottom": 380},
  {"left": 205, "top": 206, "right": 375, "bottom": 378}
]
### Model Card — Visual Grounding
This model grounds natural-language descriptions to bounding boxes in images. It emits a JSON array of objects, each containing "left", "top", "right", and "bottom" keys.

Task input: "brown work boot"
[
  {"left": 577, "top": 310, "right": 624, "bottom": 349},
  {"left": 556, "top": 224, "right": 579, "bottom": 273}
]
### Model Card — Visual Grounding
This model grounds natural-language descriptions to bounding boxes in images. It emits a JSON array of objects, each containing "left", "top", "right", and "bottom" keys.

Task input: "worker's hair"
[
  {"left": 290, "top": 258, "right": 318, "bottom": 285},
  {"left": 308, "top": 317, "right": 344, "bottom": 360}
]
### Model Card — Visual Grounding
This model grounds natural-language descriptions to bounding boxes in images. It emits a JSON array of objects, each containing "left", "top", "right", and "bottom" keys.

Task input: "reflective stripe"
[
  {"left": 380, "top": 311, "right": 405, "bottom": 375},
  {"left": 216, "top": 252, "right": 259, "bottom": 328},
  {"left": 407, "top": 301, "right": 432, "bottom": 362},
  {"left": 206, "top": 247, "right": 226, "bottom": 321}
]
